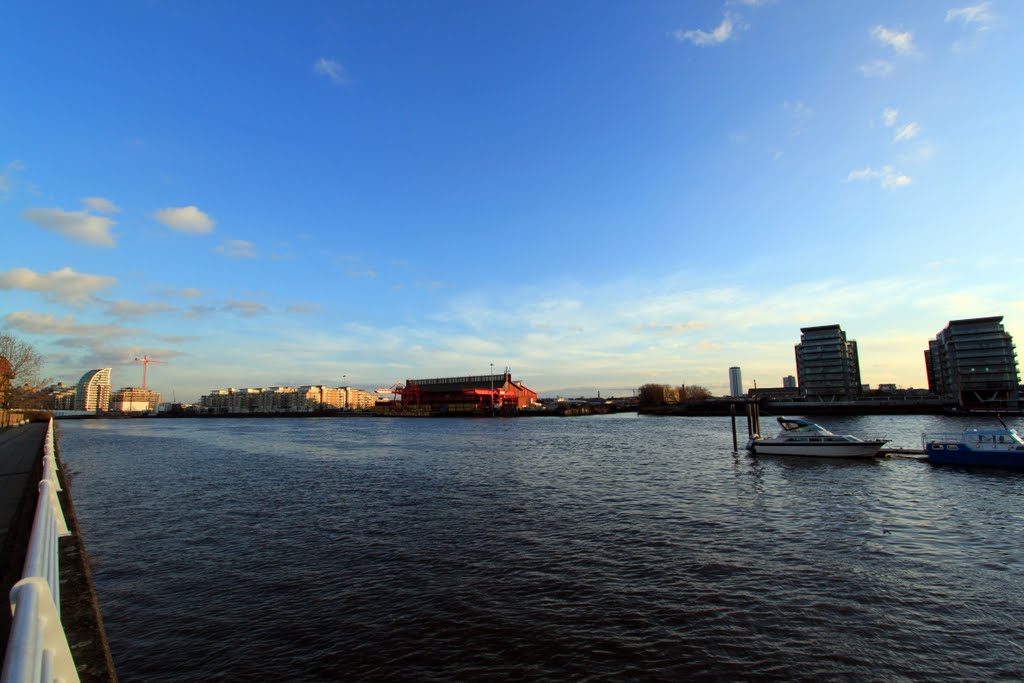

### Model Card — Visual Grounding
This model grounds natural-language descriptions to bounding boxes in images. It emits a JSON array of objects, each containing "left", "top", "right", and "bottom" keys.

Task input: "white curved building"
[{"left": 75, "top": 368, "right": 112, "bottom": 411}]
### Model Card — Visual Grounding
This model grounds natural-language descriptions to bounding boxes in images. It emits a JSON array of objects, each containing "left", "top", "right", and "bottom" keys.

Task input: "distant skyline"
[{"left": 2, "top": 2, "right": 1022, "bottom": 402}]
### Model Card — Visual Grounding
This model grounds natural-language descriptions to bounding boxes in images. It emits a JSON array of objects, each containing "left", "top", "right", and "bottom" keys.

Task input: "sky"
[{"left": 2, "top": 1, "right": 1023, "bottom": 403}]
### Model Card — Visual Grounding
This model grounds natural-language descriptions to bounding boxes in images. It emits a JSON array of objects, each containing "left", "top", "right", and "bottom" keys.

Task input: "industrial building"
[
  {"left": 925, "top": 316, "right": 1020, "bottom": 409},
  {"left": 396, "top": 371, "right": 538, "bottom": 414},
  {"left": 74, "top": 368, "right": 112, "bottom": 411},
  {"left": 794, "top": 325, "right": 862, "bottom": 400}
]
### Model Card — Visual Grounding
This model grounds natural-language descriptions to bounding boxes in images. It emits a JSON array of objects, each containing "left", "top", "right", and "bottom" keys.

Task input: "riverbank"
[
  {"left": 0, "top": 421, "right": 118, "bottom": 682},
  {"left": 55, "top": 431, "right": 120, "bottom": 683}
]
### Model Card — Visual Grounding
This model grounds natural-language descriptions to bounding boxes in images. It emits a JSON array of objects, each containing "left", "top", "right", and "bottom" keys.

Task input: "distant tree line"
[{"left": 637, "top": 383, "right": 712, "bottom": 407}]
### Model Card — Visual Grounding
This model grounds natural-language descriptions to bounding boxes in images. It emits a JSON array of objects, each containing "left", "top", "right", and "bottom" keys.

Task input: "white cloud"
[
  {"left": 0, "top": 266, "right": 116, "bottom": 305},
  {"left": 858, "top": 59, "right": 894, "bottom": 78},
  {"left": 882, "top": 107, "right": 899, "bottom": 127},
  {"left": 846, "top": 165, "right": 912, "bottom": 189},
  {"left": 3, "top": 311, "right": 138, "bottom": 337},
  {"left": 214, "top": 239, "right": 256, "bottom": 259},
  {"left": 22, "top": 207, "right": 117, "bottom": 247},
  {"left": 314, "top": 57, "right": 350, "bottom": 85},
  {"left": 674, "top": 14, "right": 735, "bottom": 47},
  {"left": 82, "top": 197, "right": 121, "bottom": 214},
  {"left": 871, "top": 25, "right": 915, "bottom": 54},
  {"left": 946, "top": 2, "right": 996, "bottom": 28},
  {"left": 153, "top": 205, "right": 215, "bottom": 234},
  {"left": 893, "top": 122, "right": 920, "bottom": 143}
]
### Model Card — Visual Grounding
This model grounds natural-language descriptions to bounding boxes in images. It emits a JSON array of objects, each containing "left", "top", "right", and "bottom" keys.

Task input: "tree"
[
  {"left": 685, "top": 385, "right": 712, "bottom": 401},
  {"left": 638, "top": 383, "right": 680, "bottom": 407},
  {"left": 0, "top": 332, "right": 45, "bottom": 407}
]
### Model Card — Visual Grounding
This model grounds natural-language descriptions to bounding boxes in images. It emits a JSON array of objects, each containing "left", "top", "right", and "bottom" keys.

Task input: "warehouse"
[{"left": 398, "top": 371, "right": 538, "bottom": 414}]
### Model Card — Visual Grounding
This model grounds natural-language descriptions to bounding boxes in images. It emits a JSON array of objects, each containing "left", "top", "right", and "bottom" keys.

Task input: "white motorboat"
[{"left": 747, "top": 417, "right": 888, "bottom": 458}]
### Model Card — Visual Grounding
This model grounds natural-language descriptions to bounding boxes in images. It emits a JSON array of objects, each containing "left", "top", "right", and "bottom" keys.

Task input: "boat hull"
[
  {"left": 925, "top": 445, "right": 1024, "bottom": 470},
  {"left": 749, "top": 440, "right": 887, "bottom": 458}
]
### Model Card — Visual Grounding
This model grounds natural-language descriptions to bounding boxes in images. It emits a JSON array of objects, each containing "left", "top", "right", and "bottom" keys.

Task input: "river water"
[{"left": 57, "top": 413, "right": 1024, "bottom": 682}]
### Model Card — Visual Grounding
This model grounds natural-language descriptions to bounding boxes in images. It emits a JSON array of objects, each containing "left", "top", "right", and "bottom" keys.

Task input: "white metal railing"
[{"left": 1, "top": 419, "right": 79, "bottom": 683}]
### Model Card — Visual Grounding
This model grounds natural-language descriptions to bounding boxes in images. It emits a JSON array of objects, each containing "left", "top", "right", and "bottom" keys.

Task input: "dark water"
[{"left": 58, "top": 414, "right": 1024, "bottom": 682}]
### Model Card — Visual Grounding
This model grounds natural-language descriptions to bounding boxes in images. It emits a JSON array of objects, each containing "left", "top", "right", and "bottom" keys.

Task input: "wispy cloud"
[
  {"left": 632, "top": 321, "right": 707, "bottom": 335},
  {"left": 882, "top": 107, "right": 899, "bottom": 127},
  {"left": 946, "top": 2, "right": 996, "bottom": 28},
  {"left": 285, "top": 302, "right": 321, "bottom": 315},
  {"left": 314, "top": 57, "right": 351, "bottom": 85},
  {"left": 223, "top": 300, "right": 269, "bottom": 317},
  {"left": 1, "top": 161, "right": 25, "bottom": 196},
  {"left": 22, "top": 207, "right": 117, "bottom": 247},
  {"left": 871, "top": 25, "right": 915, "bottom": 54},
  {"left": 783, "top": 100, "right": 812, "bottom": 137},
  {"left": 98, "top": 300, "right": 177, "bottom": 319},
  {"left": 153, "top": 205, "right": 215, "bottom": 234},
  {"left": 846, "top": 165, "right": 912, "bottom": 190},
  {"left": 858, "top": 59, "right": 894, "bottom": 78},
  {"left": 893, "top": 122, "right": 920, "bottom": 143},
  {"left": 0, "top": 266, "right": 116, "bottom": 305},
  {"left": 3, "top": 311, "right": 139, "bottom": 337},
  {"left": 214, "top": 239, "right": 256, "bottom": 259},
  {"left": 82, "top": 197, "right": 121, "bottom": 214},
  {"left": 674, "top": 14, "right": 736, "bottom": 47},
  {"left": 946, "top": 2, "right": 998, "bottom": 52}
]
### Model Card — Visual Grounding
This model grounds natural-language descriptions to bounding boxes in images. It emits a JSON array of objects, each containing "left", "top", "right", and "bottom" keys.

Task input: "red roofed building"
[{"left": 398, "top": 371, "right": 538, "bottom": 415}]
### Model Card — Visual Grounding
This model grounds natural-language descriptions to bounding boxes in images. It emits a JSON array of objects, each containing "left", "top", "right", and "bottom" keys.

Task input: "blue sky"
[{"left": 2, "top": 1, "right": 1022, "bottom": 402}]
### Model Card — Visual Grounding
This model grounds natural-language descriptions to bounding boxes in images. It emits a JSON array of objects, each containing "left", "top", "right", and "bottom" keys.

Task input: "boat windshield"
[{"left": 778, "top": 417, "right": 828, "bottom": 433}]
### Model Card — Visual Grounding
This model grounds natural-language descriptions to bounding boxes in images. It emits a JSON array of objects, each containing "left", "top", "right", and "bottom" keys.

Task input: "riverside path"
[{"left": 0, "top": 421, "right": 48, "bottom": 656}]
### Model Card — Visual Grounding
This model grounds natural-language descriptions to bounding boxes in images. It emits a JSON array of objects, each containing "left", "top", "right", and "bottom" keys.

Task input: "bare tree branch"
[{"left": 0, "top": 331, "right": 45, "bottom": 386}]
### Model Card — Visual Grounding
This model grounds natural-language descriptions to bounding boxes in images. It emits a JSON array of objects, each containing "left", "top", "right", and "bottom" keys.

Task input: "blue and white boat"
[{"left": 922, "top": 420, "right": 1024, "bottom": 470}]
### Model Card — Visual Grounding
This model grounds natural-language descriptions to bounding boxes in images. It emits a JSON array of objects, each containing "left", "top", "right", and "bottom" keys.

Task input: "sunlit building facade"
[
  {"left": 199, "top": 385, "right": 378, "bottom": 413},
  {"left": 74, "top": 368, "right": 112, "bottom": 412},
  {"left": 112, "top": 387, "right": 162, "bottom": 412},
  {"left": 46, "top": 382, "right": 78, "bottom": 410}
]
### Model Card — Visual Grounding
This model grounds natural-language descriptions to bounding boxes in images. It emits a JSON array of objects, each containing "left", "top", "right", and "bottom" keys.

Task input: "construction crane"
[{"left": 133, "top": 355, "right": 166, "bottom": 390}]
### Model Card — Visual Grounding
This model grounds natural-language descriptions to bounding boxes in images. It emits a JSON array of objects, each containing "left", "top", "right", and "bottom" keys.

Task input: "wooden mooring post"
[{"left": 730, "top": 402, "right": 738, "bottom": 451}]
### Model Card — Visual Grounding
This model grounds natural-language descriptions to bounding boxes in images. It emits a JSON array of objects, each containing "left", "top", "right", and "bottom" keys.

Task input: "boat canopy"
[{"left": 776, "top": 417, "right": 828, "bottom": 433}]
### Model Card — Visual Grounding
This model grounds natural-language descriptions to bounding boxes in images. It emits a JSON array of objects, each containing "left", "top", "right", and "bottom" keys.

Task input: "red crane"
[{"left": 133, "top": 355, "right": 166, "bottom": 390}]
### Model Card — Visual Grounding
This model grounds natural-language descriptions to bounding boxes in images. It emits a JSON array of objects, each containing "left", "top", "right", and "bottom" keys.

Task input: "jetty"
[{"left": 0, "top": 417, "right": 117, "bottom": 682}]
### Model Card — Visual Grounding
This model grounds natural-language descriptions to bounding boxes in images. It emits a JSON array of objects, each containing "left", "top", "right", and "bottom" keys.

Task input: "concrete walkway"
[{"left": 0, "top": 421, "right": 47, "bottom": 660}]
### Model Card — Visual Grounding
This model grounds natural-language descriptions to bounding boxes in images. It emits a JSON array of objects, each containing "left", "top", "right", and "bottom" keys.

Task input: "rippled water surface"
[{"left": 58, "top": 414, "right": 1024, "bottom": 681}]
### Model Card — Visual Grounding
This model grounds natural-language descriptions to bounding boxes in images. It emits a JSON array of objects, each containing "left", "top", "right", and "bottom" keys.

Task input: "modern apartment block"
[
  {"left": 925, "top": 316, "right": 1020, "bottom": 408},
  {"left": 200, "top": 385, "right": 378, "bottom": 413},
  {"left": 794, "top": 325, "right": 862, "bottom": 399},
  {"left": 74, "top": 368, "right": 112, "bottom": 411},
  {"left": 46, "top": 382, "right": 78, "bottom": 410},
  {"left": 782, "top": 375, "right": 797, "bottom": 389},
  {"left": 728, "top": 367, "right": 743, "bottom": 397}
]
